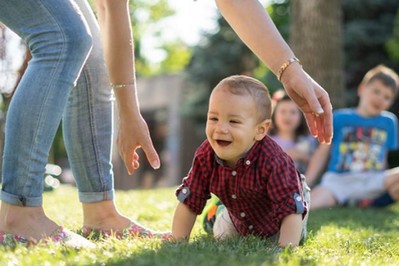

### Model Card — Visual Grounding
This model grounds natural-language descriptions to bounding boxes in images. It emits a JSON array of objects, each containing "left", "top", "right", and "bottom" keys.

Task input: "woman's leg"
[
  {"left": 65, "top": 0, "right": 152, "bottom": 233},
  {"left": 0, "top": 0, "right": 92, "bottom": 241}
]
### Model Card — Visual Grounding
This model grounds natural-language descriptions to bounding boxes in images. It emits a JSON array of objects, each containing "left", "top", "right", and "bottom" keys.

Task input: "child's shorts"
[{"left": 319, "top": 171, "right": 386, "bottom": 204}]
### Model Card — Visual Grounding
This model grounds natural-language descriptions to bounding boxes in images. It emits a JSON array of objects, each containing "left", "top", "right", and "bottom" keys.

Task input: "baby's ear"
[{"left": 255, "top": 119, "right": 271, "bottom": 141}]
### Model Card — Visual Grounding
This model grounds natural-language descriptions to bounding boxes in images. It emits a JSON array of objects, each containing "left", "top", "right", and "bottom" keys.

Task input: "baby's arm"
[
  {"left": 172, "top": 202, "right": 197, "bottom": 241},
  {"left": 278, "top": 213, "right": 303, "bottom": 247}
]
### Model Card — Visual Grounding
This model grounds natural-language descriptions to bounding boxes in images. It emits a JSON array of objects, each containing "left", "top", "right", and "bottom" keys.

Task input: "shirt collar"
[{"left": 214, "top": 140, "right": 262, "bottom": 168}]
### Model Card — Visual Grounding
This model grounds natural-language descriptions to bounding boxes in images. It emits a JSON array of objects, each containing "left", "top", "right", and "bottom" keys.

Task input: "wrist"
[
  {"left": 278, "top": 57, "right": 303, "bottom": 83},
  {"left": 280, "top": 62, "right": 306, "bottom": 86}
]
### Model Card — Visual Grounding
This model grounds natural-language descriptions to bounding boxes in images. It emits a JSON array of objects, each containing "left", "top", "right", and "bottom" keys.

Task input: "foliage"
[
  {"left": 1, "top": 185, "right": 399, "bottom": 265},
  {"left": 343, "top": 0, "right": 399, "bottom": 107},
  {"left": 158, "top": 41, "right": 191, "bottom": 74},
  {"left": 386, "top": 9, "right": 399, "bottom": 63},
  {"left": 264, "top": 0, "right": 291, "bottom": 91},
  {"left": 182, "top": 1, "right": 290, "bottom": 127},
  {"left": 89, "top": 0, "right": 190, "bottom": 76},
  {"left": 181, "top": 15, "right": 259, "bottom": 126}
]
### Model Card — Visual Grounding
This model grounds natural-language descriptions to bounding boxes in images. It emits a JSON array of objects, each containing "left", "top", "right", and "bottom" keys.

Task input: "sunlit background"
[{"left": 0, "top": 0, "right": 399, "bottom": 190}]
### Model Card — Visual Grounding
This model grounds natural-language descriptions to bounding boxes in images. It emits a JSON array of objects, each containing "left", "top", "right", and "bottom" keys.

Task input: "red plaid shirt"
[{"left": 176, "top": 136, "right": 308, "bottom": 238}]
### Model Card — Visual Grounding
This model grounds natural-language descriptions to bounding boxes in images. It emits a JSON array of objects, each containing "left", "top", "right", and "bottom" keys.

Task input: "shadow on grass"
[
  {"left": 308, "top": 203, "right": 399, "bottom": 235},
  {"left": 104, "top": 236, "right": 297, "bottom": 266}
]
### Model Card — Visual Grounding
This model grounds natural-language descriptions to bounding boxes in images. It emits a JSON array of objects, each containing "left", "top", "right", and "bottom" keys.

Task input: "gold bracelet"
[
  {"left": 277, "top": 57, "right": 302, "bottom": 81},
  {"left": 110, "top": 82, "right": 135, "bottom": 90}
]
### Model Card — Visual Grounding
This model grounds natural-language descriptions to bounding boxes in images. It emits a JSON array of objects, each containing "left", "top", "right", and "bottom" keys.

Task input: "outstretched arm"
[
  {"left": 215, "top": 0, "right": 333, "bottom": 144},
  {"left": 172, "top": 202, "right": 197, "bottom": 241},
  {"left": 95, "top": 0, "right": 160, "bottom": 174}
]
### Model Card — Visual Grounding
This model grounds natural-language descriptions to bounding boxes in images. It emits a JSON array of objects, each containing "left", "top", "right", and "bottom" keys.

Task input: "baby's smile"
[{"left": 216, "top": 139, "right": 232, "bottom": 147}]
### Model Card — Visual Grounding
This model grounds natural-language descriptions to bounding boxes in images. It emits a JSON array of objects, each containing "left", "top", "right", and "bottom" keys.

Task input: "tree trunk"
[{"left": 290, "top": 0, "right": 345, "bottom": 108}]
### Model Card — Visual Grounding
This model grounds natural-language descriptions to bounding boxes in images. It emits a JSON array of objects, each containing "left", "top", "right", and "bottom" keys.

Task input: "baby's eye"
[
  {"left": 230, "top": 120, "right": 240, "bottom": 124},
  {"left": 208, "top": 117, "right": 218, "bottom": 121}
]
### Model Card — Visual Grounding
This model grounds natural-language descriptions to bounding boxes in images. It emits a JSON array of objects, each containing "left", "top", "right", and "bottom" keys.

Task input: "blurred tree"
[
  {"left": 182, "top": 15, "right": 259, "bottom": 127},
  {"left": 158, "top": 41, "right": 191, "bottom": 74},
  {"left": 290, "top": 0, "right": 344, "bottom": 108},
  {"left": 386, "top": 8, "right": 399, "bottom": 62},
  {"left": 262, "top": 0, "right": 291, "bottom": 90},
  {"left": 344, "top": 0, "right": 399, "bottom": 106},
  {"left": 387, "top": 8, "right": 399, "bottom": 120},
  {"left": 89, "top": 0, "right": 190, "bottom": 76}
]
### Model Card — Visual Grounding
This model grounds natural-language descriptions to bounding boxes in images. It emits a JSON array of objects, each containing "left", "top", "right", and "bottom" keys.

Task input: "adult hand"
[
  {"left": 281, "top": 64, "right": 333, "bottom": 144},
  {"left": 117, "top": 112, "right": 160, "bottom": 175}
]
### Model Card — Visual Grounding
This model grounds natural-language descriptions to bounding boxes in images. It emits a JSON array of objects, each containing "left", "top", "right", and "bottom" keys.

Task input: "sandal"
[
  {"left": 81, "top": 221, "right": 172, "bottom": 240},
  {"left": 0, "top": 227, "right": 95, "bottom": 249}
]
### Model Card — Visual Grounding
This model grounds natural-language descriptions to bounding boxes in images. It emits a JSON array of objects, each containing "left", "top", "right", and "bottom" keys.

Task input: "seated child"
[
  {"left": 171, "top": 75, "right": 310, "bottom": 247},
  {"left": 306, "top": 65, "right": 399, "bottom": 210},
  {"left": 269, "top": 92, "right": 318, "bottom": 174}
]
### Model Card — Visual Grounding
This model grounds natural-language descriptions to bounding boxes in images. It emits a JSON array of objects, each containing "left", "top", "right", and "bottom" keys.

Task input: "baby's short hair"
[
  {"left": 214, "top": 75, "right": 272, "bottom": 121},
  {"left": 361, "top": 65, "right": 399, "bottom": 95}
]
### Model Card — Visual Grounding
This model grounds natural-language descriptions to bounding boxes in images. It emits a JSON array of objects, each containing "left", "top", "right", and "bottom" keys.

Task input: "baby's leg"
[
  {"left": 213, "top": 208, "right": 239, "bottom": 240},
  {"left": 309, "top": 186, "right": 337, "bottom": 210}
]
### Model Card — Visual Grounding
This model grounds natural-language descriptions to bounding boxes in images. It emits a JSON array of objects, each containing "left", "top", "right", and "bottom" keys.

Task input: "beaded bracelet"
[
  {"left": 277, "top": 57, "right": 302, "bottom": 81},
  {"left": 110, "top": 83, "right": 135, "bottom": 90}
]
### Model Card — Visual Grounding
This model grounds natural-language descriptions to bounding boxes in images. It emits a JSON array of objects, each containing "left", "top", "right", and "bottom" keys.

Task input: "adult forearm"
[
  {"left": 96, "top": 0, "right": 135, "bottom": 84},
  {"left": 95, "top": 0, "right": 139, "bottom": 114},
  {"left": 215, "top": 0, "right": 294, "bottom": 75}
]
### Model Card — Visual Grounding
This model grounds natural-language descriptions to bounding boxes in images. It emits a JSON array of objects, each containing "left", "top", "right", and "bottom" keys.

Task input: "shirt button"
[
  {"left": 245, "top": 160, "right": 251, "bottom": 165},
  {"left": 232, "top": 171, "right": 237, "bottom": 176},
  {"left": 240, "top": 212, "right": 246, "bottom": 217},
  {"left": 231, "top": 194, "right": 237, "bottom": 199},
  {"left": 182, "top": 188, "right": 188, "bottom": 194},
  {"left": 248, "top": 225, "right": 254, "bottom": 230}
]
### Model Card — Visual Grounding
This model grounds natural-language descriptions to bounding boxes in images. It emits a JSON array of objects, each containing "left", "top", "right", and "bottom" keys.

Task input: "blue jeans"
[{"left": 0, "top": 0, "right": 115, "bottom": 206}]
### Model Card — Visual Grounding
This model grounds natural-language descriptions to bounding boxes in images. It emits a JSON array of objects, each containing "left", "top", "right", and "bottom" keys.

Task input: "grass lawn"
[{"left": 1, "top": 185, "right": 399, "bottom": 266}]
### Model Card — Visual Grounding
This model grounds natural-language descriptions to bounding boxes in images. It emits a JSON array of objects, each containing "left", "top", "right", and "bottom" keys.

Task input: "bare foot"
[
  {"left": 0, "top": 202, "right": 95, "bottom": 248},
  {"left": 0, "top": 202, "right": 59, "bottom": 241}
]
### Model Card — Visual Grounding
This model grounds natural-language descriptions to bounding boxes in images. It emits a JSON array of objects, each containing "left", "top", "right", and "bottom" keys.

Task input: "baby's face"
[
  {"left": 206, "top": 87, "right": 262, "bottom": 168},
  {"left": 358, "top": 79, "right": 395, "bottom": 117}
]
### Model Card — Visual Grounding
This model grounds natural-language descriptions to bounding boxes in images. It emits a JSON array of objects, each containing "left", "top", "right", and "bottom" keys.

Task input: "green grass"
[{"left": 1, "top": 185, "right": 399, "bottom": 266}]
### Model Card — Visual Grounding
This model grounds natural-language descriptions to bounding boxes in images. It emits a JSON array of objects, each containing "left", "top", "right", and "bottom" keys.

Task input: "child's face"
[
  {"left": 206, "top": 86, "right": 270, "bottom": 168},
  {"left": 273, "top": 100, "right": 302, "bottom": 134},
  {"left": 358, "top": 79, "right": 395, "bottom": 117}
]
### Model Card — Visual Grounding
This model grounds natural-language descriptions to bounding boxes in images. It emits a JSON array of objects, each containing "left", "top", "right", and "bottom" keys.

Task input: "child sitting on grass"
[
  {"left": 171, "top": 75, "right": 310, "bottom": 247},
  {"left": 269, "top": 92, "right": 318, "bottom": 174},
  {"left": 306, "top": 65, "right": 399, "bottom": 210}
]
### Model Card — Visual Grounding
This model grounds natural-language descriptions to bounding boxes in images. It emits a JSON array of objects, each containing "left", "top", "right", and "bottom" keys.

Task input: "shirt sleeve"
[
  {"left": 386, "top": 113, "right": 398, "bottom": 150},
  {"left": 175, "top": 150, "right": 212, "bottom": 215},
  {"left": 266, "top": 155, "right": 307, "bottom": 222}
]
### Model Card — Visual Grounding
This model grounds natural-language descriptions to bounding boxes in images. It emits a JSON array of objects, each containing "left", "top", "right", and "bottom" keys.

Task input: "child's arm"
[
  {"left": 286, "top": 148, "right": 310, "bottom": 164},
  {"left": 172, "top": 202, "right": 197, "bottom": 241},
  {"left": 304, "top": 144, "right": 331, "bottom": 186},
  {"left": 278, "top": 213, "right": 303, "bottom": 247}
]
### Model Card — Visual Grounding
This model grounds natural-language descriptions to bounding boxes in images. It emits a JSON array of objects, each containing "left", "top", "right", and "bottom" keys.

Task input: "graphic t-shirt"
[{"left": 328, "top": 109, "right": 398, "bottom": 173}]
